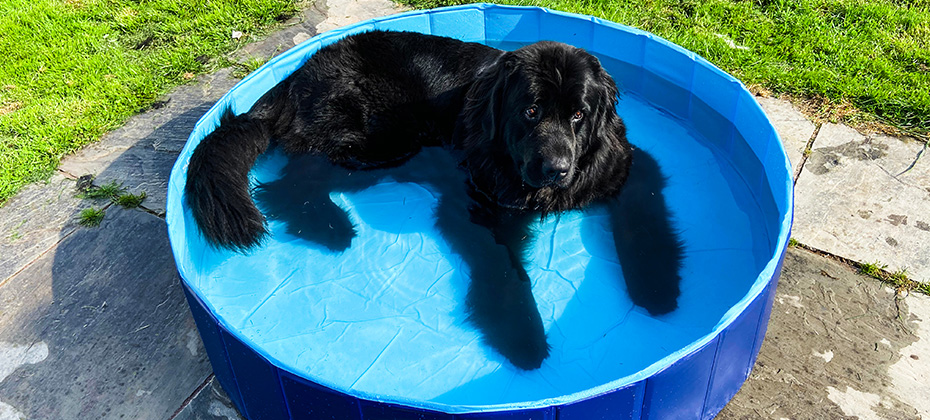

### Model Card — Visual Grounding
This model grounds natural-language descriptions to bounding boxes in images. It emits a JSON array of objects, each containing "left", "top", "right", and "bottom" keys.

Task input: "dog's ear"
[
  {"left": 587, "top": 56, "right": 628, "bottom": 151},
  {"left": 463, "top": 53, "right": 515, "bottom": 146}
]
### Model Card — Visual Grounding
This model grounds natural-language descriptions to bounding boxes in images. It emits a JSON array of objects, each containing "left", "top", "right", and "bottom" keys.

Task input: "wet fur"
[{"left": 186, "top": 30, "right": 683, "bottom": 370}]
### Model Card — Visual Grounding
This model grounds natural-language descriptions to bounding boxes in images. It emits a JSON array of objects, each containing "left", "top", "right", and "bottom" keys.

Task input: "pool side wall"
[{"left": 183, "top": 251, "right": 785, "bottom": 419}]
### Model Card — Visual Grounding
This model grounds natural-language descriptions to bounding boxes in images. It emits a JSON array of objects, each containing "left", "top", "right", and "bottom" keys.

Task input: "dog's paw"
[
  {"left": 490, "top": 320, "right": 550, "bottom": 370},
  {"left": 625, "top": 272, "right": 681, "bottom": 316},
  {"left": 466, "top": 266, "right": 550, "bottom": 370}
]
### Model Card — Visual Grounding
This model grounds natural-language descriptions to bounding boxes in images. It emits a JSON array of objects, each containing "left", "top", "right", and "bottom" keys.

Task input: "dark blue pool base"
[
  {"left": 168, "top": 3, "right": 794, "bottom": 419},
  {"left": 183, "top": 255, "right": 784, "bottom": 420}
]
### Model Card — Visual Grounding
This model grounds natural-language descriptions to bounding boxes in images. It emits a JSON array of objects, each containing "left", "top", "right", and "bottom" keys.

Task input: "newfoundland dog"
[{"left": 186, "top": 30, "right": 683, "bottom": 370}]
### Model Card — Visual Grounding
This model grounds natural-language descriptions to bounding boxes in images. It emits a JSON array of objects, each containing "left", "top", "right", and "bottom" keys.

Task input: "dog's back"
[
  {"left": 186, "top": 31, "right": 502, "bottom": 251},
  {"left": 274, "top": 31, "right": 503, "bottom": 161}
]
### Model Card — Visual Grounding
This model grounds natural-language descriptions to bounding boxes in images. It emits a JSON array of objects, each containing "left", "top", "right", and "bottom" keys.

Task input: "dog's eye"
[
  {"left": 524, "top": 106, "right": 539, "bottom": 120},
  {"left": 572, "top": 110, "right": 584, "bottom": 122}
]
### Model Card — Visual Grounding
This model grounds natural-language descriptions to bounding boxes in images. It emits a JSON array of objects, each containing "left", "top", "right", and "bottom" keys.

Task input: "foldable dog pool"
[{"left": 167, "top": 4, "right": 793, "bottom": 419}]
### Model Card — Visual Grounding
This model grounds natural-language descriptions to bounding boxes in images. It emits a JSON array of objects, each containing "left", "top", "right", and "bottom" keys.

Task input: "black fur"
[{"left": 186, "top": 30, "right": 683, "bottom": 370}]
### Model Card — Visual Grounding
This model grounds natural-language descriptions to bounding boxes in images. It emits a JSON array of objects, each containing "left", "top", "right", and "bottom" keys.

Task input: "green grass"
[
  {"left": 401, "top": 0, "right": 930, "bottom": 136},
  {"left": 75, "top": 178, "right": 146, "bottom": 207},
  {"left": 78, "top": 207, "right": 105, "bottom": 227},
  {"left": 77, "top": 180, "right": 125, "bottom": 200},
  {"left": 230, "top": 55, "right": 273, "bottom": 79},
  {"left": 0, "top": 0, "right": 300, "bottom": 204},
  {"left": 115, "top": 191, "right": 146, "bottom": 208},
  {"left": 858, "top": 261, "right": 930, "bottom": 294}
]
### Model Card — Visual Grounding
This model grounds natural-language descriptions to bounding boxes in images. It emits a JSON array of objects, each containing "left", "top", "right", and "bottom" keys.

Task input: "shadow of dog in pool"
[{"left": 185, "top": 30, "right": 683, "bottom": 370}]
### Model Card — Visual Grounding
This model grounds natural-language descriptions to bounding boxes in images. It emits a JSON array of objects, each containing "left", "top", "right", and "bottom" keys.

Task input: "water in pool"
[{"left": 181, "top": 60, "right": 773, "bottom": 411}]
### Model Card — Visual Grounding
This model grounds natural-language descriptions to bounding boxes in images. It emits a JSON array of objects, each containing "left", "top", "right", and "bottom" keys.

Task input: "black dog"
[{"left": 186, "top": 30, "right": 683, "bottom": 370}]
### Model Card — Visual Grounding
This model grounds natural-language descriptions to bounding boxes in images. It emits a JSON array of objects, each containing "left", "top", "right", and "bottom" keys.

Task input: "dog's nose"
[{"left": 542, "top": 157, "right": 571, "bottom": 182}]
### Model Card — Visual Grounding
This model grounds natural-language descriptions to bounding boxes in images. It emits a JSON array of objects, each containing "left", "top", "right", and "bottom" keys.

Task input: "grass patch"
[
  {"left": 230, "top": 56, "right": 272, "bottom": 79},
  {"left": 77, "top": 180, "right": 126, "bottom": 200},
  {"left": 76, "top": 178, "right": 147, "bottom": 208},
  {"left": 400, "top": 0, "right": 930, "bottom": 137},
  {"left": 78, "top": 207, "right": 106, "bottom": 227},
  {"left": 115, "top": 191, "right": 147, "bottom": 208},
  {"left": 857, "top": 261, "right": 930, "bottom": 294},
  {"left": 0, "top": 0, "right": 300, "bottom": 205}
]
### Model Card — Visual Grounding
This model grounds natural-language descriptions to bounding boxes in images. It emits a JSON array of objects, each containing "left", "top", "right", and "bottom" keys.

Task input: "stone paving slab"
[
  {"left": 719, "top": 247, "right": 929, "bottom": 419},
  {"left": 0, "top": 174, "right": 85, "bottom": 283},
  {"left": 0, "top": 207, "right": 209, "bottom": 419},
  {"left": 0, "top": 34, "right": 242, "bottom": 420},
  {"left": 794, "top": 123, "right": 930, "bottom": 282}
]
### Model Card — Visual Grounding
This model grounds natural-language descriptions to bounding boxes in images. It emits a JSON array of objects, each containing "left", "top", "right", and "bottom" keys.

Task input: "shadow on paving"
[
  {"left": 0, "top": 2, "right": 400, "bottom": 417},
  {"left": 0, "top": 104, "right": 236, "bottom": 419}
]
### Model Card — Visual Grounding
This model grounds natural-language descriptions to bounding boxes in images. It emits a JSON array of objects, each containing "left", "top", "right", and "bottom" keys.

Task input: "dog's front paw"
[
  {"left": 625, "top": 271, "right": 681, "bottom": 316},
  {"left": 488, "top": 315, "right": 550, "bottom": 370},
  {"left": 466, "top": 266, "right": 550, "bottom": 370}
]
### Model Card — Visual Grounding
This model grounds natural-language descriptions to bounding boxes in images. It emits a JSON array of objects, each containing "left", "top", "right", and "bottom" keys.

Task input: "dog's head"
[{"left": 464, "top": 41, "right": 631, "bottom": 204}]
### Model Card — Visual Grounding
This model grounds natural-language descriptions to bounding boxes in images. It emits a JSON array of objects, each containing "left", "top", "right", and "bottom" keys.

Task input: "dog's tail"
[{"left": 185, "top": 88, "right": 288, "bottom": 251}]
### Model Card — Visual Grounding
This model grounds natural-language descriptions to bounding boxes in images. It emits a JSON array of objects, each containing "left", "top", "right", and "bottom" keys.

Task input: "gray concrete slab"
[
  {"left": 719, "top": 247, "right": 928, "bottom": 419},
  {"left": 0, "top": 207, "right": 210, "bottom": 419},
  {"left": 756, "top": 96, "right": 817, "bottom": 179},
  {"left": 793, "top": 123, "right": 930, "bottom": 282}
]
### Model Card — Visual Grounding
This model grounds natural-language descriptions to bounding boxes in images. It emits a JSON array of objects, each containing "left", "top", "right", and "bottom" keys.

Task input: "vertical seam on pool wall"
[
  {"left": 637, "top": 34, "right": 647, "bottom": 95},
  {"left": 686, "top": 55, "right": 697, "bottom": 126},
  {"left": 274, "top": 366, "right": 293, "bottom": 420},
  {"left": 217, "top": 324, "right": 251, "bottom": 419},
  {"left": 631, "top": 380, "right": 646, "bottom": 420},
  {"left": 586, "top": 16, "right": 595, "bottom": 51},
  {"left": 427, "top": 10, "right": 434, "bottom": 37},
  {"left": 699, "top": 329, "right": 726, "bottom": 419},
  {"left": 747, "top": 280, "right": 775, "bottom": 373},
  {"left": 482, "top": 6, "right": 488, "bottom": 47},
  {"left": 639, "top": 378, "right": 649, "bottom": 419},
  {"left": 356, "top": 394, "right": 366, "bottom": 420}
]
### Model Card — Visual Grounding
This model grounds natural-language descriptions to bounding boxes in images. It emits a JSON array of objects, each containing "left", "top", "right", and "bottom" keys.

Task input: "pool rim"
[{"left": 166, "top": 3, "right": 795, "bottom": 416}]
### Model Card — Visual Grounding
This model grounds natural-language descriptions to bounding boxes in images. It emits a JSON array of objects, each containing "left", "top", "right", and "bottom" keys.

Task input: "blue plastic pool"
[{"left": 167, "top": 4, "right": 793, "bottom": 419}]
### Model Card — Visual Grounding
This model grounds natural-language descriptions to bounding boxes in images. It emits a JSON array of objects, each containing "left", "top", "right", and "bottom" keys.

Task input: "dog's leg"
[
  {"left": 605, "top": 148, "right": 684, "bottom": 315},
  {"left": 435, "top": 190, "right": 549, "bottom": 370}
]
